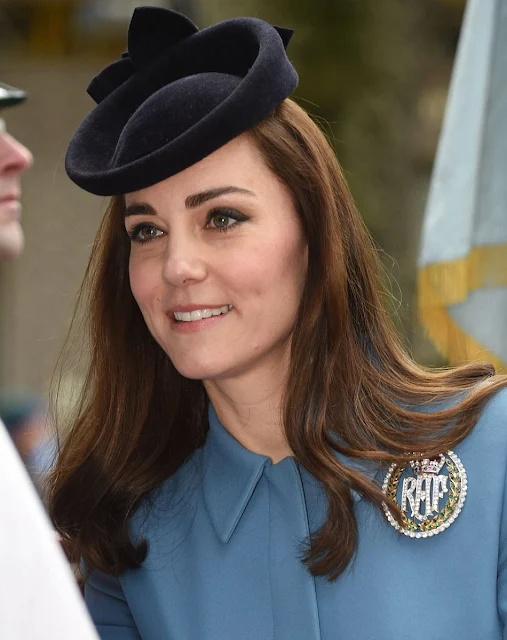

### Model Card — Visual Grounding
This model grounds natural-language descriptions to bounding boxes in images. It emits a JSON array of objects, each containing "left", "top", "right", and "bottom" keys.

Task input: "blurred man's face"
[{"left": 0, "top": 117, "right": 32, "bottom": 260}]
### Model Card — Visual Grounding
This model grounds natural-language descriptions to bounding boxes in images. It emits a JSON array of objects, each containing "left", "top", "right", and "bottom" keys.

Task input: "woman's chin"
[{"left": 170, "top": 358, "right": 229, "bottom": 382}]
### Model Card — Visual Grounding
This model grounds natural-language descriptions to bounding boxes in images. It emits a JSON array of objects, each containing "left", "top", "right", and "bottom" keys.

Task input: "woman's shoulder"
[
  {"left": 406, "top": 386, "right": 507, "bottom": 489},
  {"left": 466, "top": 385, "right": 507, "bottom": 446},
  {"left": 415, "top": 384, "right": 507, "bottom": 447},
  {"left": 479, "top": 384, "right": 507, "bottom": 416},
  {"left": 453, "top": 386, "right": 507, "bottom": 484}
]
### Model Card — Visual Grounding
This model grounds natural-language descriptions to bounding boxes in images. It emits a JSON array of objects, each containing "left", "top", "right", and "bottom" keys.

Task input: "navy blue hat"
[{"left": 65, "top": 6, "right": 298, "bottom": 196}]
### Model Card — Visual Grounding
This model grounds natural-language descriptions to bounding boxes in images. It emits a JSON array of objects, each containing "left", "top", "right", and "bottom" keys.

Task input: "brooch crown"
[{"left": 409, "top": 454, "right": 445, "bottom": 475}]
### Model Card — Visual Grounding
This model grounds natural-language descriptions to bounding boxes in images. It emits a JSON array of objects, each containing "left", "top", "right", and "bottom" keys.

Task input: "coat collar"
[
  {"left": 202, "top": 405, "right": 270, "bottom": 544},
  {"left": 202, "top": 405, "right": 382, "bottom": 544}
]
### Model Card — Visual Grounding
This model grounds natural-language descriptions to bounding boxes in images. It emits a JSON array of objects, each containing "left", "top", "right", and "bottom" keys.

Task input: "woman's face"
[{"left": 125, "top": 133, "right": 307, "bottom": 383}]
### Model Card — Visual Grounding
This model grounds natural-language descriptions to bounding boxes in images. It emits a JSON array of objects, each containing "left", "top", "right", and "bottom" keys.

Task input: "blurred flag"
[{"left": 418, "top": 0, "right": 507, "bottom": 371}]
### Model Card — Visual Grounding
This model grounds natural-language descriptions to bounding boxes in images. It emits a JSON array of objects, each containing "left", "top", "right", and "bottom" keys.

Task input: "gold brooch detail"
[{"left": 382, "top": 450, "right": 467, "bottom": 538}]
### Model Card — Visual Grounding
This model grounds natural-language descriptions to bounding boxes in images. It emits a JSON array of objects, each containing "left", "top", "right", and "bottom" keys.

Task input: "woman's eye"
[
  {"left": 210, "top": 213, "right": 234, "bottom": 229},
  {"left": 128, "top": 225, "right": 164, "bottom": 243},
  {"left": 206, "top": 208, "right": 248, "bottom": 232}
]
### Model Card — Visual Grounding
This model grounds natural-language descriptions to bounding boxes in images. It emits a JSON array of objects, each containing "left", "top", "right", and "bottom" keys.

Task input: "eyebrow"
[
  {"left": 185, "top": 186, "right": 255, "bottom": 209},
  {"left": 124, "top": 186, "right": 255, "bottom": 218}
]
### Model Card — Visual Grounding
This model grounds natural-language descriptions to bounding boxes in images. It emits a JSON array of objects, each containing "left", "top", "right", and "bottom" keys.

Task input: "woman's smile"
[{"left": 168, "top": 304, "right": 234, "bottom": 332}]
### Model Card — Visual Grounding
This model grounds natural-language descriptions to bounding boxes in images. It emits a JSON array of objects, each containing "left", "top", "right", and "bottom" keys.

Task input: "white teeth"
[{"left": 173, "top": 305, "right": 232, "bottom": 322}]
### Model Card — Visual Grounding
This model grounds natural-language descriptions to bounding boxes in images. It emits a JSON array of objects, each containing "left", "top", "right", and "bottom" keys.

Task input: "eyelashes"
[
  {"left": 205, "top": 207, "right": 249, "bottom": 232},
  {"left": 127, "top": 225, "right": 163, "bottom": 243},
  {"left": 126, "top": 207, "right": 249, "bottom": 244}
]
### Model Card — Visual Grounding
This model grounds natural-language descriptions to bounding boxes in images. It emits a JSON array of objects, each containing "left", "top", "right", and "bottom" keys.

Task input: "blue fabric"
[{"left": 86, "top": 388, "right": 507, "bottom": 639}]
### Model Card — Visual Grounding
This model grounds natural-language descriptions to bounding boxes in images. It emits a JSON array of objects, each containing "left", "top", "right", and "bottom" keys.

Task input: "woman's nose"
[
  {"left": 0, "top": 132, "right": 33, "bottom": 176},
  {"left": 161, "top": 238, "right": 208, "bottom": 287}
]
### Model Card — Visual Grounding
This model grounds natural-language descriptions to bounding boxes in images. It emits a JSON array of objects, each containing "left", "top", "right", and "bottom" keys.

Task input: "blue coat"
[{"left": 86, "top": 389, "right": 507, "bottom": 639}]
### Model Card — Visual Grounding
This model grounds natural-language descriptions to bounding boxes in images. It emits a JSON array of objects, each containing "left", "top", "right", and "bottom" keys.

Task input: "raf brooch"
[{"left": 382, "top": 451, "right": 467, "bottom": 538}]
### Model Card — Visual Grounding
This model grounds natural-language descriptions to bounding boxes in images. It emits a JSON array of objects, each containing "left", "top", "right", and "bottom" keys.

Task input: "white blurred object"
[
  {"left": 418, "top": 0, "right": 507, "bottom": 370},
  {"left": 0, "top": 422, "right": 98, "bottom": 639}
]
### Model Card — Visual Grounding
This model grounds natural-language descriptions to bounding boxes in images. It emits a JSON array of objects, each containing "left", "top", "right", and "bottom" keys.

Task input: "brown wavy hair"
[{"left": 48, "top": 98, "right": 507, "bottom": 581}]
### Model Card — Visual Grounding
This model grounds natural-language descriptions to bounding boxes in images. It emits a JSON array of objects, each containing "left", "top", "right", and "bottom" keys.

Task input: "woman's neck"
[{"left": 204, "top": 374, "right": 293, "bottom": 464}]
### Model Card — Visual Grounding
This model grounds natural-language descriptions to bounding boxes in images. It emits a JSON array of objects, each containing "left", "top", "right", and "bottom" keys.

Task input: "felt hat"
[
  {"left": 65, "top": 6, "right": 298, "bottom": 196},
  {"left": 0, "top": 81, "right": 26, "bottom": 109}
]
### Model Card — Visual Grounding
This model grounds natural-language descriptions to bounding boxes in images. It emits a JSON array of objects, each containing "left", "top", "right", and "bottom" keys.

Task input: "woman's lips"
[{"left": 167, "top": 305, "right": 233, "bottom": 333}]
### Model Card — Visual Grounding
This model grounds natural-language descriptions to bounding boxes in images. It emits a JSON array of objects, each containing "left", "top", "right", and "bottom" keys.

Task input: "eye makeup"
[{"left": 127, "top": 206, "right": 250, "bottom": 243}]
